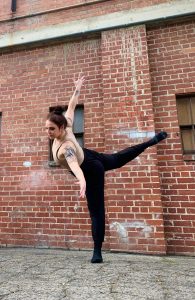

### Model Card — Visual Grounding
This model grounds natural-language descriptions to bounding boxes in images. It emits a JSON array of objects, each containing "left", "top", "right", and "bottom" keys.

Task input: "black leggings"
[{"left": 80, "top": 141, "right": 150, "bottom": 248}]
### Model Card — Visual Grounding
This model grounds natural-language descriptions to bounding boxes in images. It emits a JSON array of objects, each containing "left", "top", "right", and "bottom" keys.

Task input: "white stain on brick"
[
  {"left": 110, "top": 221, "right": 152, "bottom": 242},
  {"left": 74, "top": 201, "right": 81, "bottom": 212},
  {"left": 64, "top": 39, "right": 100, "bottom": 65},
  {"left": 120, "top": 27, "right": 144, "bottom": 99},
  {"left": 117, "top": 129, "right": 155, "bottom": 139},
  {"left": 110, "top": 222, "right": 129, "bottom": 242},
  {"left": 155, "top": 214, "right": 161, "bottom": 219},
  {"left": 14, "top": 146, "right": 31, "bottom": 153},
  {"left": 21, "top": 170, "right": 50, "bottom": 189},
  {"left": 23, "top": 161, "right": 32, "bottom": 167}
]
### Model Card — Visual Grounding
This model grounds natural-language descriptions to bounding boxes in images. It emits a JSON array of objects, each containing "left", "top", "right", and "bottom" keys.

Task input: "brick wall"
[
  {"left": 147, "top": 20, "right": 195, "bottom": 255},
  {"left": 101, "top": 26, "right": 166, "bottom": 253},
  {"left": 0, "top": 0, "right": 171, "bottom": 22},
  {"left": 0, "top": 38, "right": 104, "bottom": 249},
  {"left": 0, "top": 0, "right": 170, "bottom": 34},
  {"left": 0, "top": 27, "right": 168, "bottom": 254},
  {"left": 0, "top": 0, "right": 194, "bottom": 255}
]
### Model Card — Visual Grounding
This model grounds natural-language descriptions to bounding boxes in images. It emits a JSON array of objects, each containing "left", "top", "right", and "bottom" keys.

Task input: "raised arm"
[{"left": 65, "top": 75, "right": 85, "bottom": 126}]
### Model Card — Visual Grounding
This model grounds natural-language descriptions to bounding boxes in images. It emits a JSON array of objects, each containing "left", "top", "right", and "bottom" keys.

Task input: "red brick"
[{"left": 0, "top": 1, "right": 194, "bottom": 256}]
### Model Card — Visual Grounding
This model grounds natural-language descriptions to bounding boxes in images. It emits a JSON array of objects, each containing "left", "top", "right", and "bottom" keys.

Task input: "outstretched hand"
[
  {"left": 75, "top": 178, "right": 86, "bottom": 198},
  {"left": 74, "top": 74, "right": 85, "bottom": 91}
]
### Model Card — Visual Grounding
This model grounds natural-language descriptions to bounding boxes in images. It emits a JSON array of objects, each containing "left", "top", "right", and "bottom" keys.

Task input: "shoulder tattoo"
[{"left": 64, "top": 147, "right": 77, "bottom": 162}]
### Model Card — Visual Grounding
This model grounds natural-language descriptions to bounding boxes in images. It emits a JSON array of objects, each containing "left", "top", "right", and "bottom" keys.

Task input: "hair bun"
[{"left": 49, "top": 105, "right": 65, "bottom": 115}]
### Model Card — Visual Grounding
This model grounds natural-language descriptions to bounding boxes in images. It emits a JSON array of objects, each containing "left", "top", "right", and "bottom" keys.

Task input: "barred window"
[
  {"left": 176, "top": 95, "right": 195, "bottom": 154},
  {"left": 48, "top": 105, "right": 84, "bottom": 165}
]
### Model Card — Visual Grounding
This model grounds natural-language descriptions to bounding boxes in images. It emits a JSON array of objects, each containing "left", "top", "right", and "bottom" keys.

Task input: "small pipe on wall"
[{"left": 11, "top": 0, "right": 17, "bottom": 13}]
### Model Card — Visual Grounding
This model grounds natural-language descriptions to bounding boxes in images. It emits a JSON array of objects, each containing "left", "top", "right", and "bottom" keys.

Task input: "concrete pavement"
[{"left": 0, "top": 248, "right": 195, "bottom": 300}]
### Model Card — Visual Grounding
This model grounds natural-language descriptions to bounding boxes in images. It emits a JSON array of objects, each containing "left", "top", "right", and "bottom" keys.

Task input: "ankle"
[
  {"left": 147, "top": 131, "right": 168, "bottom": 147},
  {"left": 94, "top": 242, "right": 102, "bottom": 250},
  {"left": 91, "top": 248, "right": 103, "bottom": 263}
]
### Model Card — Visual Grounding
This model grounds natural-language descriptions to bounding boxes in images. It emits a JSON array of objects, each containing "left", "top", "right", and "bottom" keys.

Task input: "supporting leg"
[{"left": 82, "top": 160, "right": 105, "bottom": 263}]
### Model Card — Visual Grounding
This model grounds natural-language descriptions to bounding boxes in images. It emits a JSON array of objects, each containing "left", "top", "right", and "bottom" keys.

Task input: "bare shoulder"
[
  {"left": 59, "top": 141, "right": 76, "bottom": 153},
  {"left": 60, "top": 141, "right": 77, "bottom": 162}
]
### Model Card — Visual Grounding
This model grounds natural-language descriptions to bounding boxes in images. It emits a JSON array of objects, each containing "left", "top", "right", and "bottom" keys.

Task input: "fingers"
[
  {"left": 78, "top": 72, "right": 84, "bottom": 80},
  {"left": 80, "top": 183, "right": 86, "bottom": 198},
  {"left": 74, "top": 74, "right": 86, "bottom": 85},
  {"left": 74, "top": 181, "right": 86, "bottom": 198},
  {"left": 79, "top": 187, "right": 86, "bottom": 198},
  {"left": 80, "top": 190, "right": 85, "bottom": 198}
]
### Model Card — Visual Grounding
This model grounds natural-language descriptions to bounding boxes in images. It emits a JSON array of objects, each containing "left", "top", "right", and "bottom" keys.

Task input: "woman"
[{"left": 45, "top": 75, "right": 167, "bottom": 263}]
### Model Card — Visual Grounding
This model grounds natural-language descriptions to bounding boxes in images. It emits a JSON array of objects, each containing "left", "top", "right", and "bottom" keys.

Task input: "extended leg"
[{"left": 100, "top": 131, "right": 168, "bottom": 171}]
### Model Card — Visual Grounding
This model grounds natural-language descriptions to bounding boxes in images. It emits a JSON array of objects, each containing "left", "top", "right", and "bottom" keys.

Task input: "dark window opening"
[
  {"left": 11, "top": 0, "right": 17, "bottom": 12},
  {"left": 176, "top": 95, "right": 195, "bottom": 154}
]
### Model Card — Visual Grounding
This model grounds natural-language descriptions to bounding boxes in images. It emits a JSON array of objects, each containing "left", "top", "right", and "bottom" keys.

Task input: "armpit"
[{"left": 66, "top": 117, "right": 73, "bottom": 127}]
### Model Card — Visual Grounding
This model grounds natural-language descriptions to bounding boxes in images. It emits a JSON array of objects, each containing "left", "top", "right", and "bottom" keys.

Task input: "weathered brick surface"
[
  {"left": 101, "top": 26, "right": 166, "bottom": 254},
  {"left": 147, "top": 20, "right": 195, "bottom": 255},
  {"left": 0, "top": 0, "right": 194, "bottom": 255},
  {"left": 0, "top": 0, "right": 170, "bottom": 34},
  {"left": 0, "top": 38, "right": 104, "bottom": 249}
]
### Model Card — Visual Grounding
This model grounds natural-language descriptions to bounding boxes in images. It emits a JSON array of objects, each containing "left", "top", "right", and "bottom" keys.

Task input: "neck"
[{"left": 56, "top": 131, "right": 66, "bottom": 142}]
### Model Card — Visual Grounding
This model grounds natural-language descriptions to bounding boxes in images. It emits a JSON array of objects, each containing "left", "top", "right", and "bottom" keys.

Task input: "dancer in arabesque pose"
[{"left": 45, "top": 75, "right": 167, "bottom": 263}]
